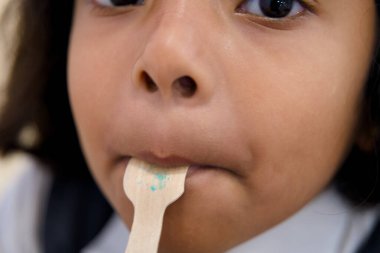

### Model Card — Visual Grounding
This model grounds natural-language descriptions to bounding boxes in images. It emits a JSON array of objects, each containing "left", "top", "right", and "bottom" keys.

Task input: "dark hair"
[
  {"left": 1, "top": 0, "right": 380, "bottom": 204},
  {"left": 0, "top": 0, "right": 85, "bottom": 177}
]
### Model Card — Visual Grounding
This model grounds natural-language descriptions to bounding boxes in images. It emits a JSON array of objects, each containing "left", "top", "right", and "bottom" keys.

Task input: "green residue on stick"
[
  {"left": 149, "top": 172, "right": 169, "bottom": 192},
  {"left": 155, "top": 172, "right": 168, "bottom": 190}
]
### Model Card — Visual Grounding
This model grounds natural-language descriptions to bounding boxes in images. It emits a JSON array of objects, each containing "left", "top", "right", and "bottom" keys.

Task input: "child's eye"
[
  {"left": 93, "top": 0, "right": 144, "bottom": 7},
  {"left": 237, "top": 0, "right": 305, "bottom": 19}
]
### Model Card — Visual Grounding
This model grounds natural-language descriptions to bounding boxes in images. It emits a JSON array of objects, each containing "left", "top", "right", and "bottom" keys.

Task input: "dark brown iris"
[{"left": 260, "top": 0, "right": 294, "bottom": 18}]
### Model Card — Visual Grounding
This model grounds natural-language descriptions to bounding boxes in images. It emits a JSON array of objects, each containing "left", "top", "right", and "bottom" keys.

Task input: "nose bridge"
[
  {"left": 132, "top": 5, "right": 210, "bottom": 102},
  {"left": 149, "top": 0, "right": 203, "bottom": 60},
  {"left": 144, "top": 10, "right": 200, "bottom": 78}
]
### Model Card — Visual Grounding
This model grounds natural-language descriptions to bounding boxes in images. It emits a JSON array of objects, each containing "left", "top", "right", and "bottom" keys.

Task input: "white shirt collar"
[{"left": 227, "top": 187, "right": 378, "bottom": 253}]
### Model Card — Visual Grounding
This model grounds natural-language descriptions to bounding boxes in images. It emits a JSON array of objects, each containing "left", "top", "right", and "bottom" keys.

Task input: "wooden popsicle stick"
[{"left": 123, "top": 158, "right": 189, "bottom": 253}]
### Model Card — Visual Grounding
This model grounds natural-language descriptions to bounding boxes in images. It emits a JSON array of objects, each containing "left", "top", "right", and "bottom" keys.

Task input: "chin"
[
  {"left": 151, "top": 179, "right": 255, "bottom": 253},
  {"left": 157, "top": 199, "right": 238, "bottom": 253}
]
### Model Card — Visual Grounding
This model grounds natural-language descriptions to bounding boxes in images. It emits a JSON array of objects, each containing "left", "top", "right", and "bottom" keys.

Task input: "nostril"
[
  {"left": 141, "top": 71, "right": 158, "bottom": 92},
  {"left": 173, "top": 76, "right": 197, "bottom": 98}
]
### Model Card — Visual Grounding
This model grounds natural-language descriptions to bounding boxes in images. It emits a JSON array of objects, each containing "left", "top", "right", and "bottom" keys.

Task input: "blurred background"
[{"left": 0, "top": 0, "right": 24, "bottom": 197}]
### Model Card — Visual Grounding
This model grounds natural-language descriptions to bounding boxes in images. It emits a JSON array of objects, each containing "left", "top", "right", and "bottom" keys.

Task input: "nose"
[
  {"left": 132, "top": 8, "right": 214, "bottom": 104},
  {"left": 140, "top": 71, "right": 197, "bottom": 98}
]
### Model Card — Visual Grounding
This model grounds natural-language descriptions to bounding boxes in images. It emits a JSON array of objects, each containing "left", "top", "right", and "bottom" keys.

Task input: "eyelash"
[
  {"left": 236, "top": 0, "right": 315, "bottom": 19},
  {"left": 89, "top": 0, "right": 316, "bottom": 23},
  {"left": 93, "top": 0, "right": 144, "bottom": 7},
  {"left": 234, "top": 0, "right": 317, "bottom": 29},
  {"left": 88, "top": 0, "right": 142, "bottom": 16}
]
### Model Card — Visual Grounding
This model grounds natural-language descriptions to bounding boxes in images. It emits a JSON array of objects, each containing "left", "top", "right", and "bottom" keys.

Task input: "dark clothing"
[{"left": 42, "top": 176, "right": 113, "bottom": 253}]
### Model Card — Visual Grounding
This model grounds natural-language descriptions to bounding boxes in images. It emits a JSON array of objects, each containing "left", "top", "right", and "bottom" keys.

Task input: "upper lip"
[{"left": 135, "top": 152, "right": 198, "bottom": 167}]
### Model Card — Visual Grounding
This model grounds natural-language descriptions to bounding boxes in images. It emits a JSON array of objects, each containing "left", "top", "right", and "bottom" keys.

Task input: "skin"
[{"left": 68, "top": 0, "right": 376, "bottom": 252}]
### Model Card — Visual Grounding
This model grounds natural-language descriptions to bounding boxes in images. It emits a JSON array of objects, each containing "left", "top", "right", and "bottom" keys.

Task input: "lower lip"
[
  {"left": 119, "top": 157, "right": 227, "bottom": 179},
  {"left": 186, "top": 165, "right": 222, "bottom": 178}
]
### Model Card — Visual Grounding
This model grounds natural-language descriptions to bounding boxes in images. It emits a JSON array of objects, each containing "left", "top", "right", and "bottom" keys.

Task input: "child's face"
[{"left": 69, "top": 0, "right": 376, "bottom": 252}]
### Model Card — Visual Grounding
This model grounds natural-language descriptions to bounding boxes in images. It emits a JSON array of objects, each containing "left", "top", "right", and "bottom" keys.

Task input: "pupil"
[
  {"left": 260, "top": 0, "right": 293, "bottom": 18},
  {"left": 110, "top": 0, "right": 141, "bottom": 6}
]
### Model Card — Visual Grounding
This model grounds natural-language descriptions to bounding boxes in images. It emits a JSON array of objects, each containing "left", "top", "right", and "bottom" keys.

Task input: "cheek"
[
  {"left": 67, "top": 27, "right": 126, "bottom": 197},
  {"left": 67, "top": 49, "right": 107, "bottom": 168},
  {"left": 223, "top": 20, "right": 374, "bottom": 206},
  {"left": 68, "top": 31, "right": 138, "bottom": 227},
  {"left": 68, "top": 21, "right": 140, "bottom": 165}
]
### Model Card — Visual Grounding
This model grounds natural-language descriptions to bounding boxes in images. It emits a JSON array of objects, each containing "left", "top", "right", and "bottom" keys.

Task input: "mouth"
[{"left": 120, "top": 152, "right": 241, "bottom": 179}]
